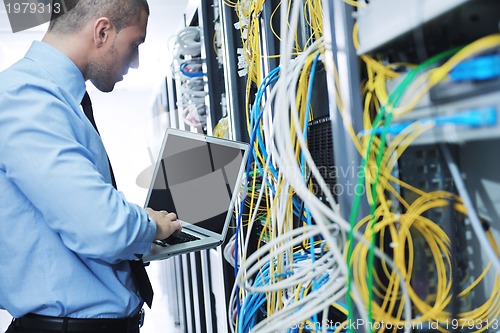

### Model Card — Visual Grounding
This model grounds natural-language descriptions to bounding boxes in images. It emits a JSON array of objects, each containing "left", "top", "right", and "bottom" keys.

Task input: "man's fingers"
[{"left": 166, "top": 212, "right": 177, "bottom": 220}]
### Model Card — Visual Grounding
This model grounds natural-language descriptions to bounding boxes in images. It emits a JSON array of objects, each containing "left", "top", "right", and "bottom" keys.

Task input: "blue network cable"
[
  {"left": 251, "top": 66, "right": 281, "bottom": 180},
  {"left": 179, "top": 61, "right": 204, "bottom": 78},
  {"left": 236, "top": 56, "right": 326, "bottom": 329},
  {"left": 361, "top": 107, "right": 497, "bottom": 136},
  {"left": 235, "top": 66, "right": 281, "bottom": 320},
  {"left": 302, "top": 52, "right": 321, "bottom": 329},
  {"left": 301, "top": 53, "right": 321, "bottom": 170},
  {"left": 238, "top": 254, "right": 309, "bottom": 332}
]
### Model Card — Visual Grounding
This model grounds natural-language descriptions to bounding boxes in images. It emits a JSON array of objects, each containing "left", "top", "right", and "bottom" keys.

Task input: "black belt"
[{"left": 13, "top": 309, "right": 144, "bottom": 333}]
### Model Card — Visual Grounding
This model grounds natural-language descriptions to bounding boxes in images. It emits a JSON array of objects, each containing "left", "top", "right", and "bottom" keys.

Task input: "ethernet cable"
[{"left": 257, "top": 50, "right": 412, "bottom": 333}]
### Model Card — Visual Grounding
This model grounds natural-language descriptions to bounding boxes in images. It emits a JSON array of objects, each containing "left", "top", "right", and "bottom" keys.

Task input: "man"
[{"left": 0, "top": 0, "right": 181, "bottom": 332}]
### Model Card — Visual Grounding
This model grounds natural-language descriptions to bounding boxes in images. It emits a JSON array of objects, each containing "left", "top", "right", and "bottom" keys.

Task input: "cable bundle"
[
  {"left": 171, "top": 26, "right": 208, "bottom": 129},
  {"left": 346, "top": 32, "right": 500, "bottom": 333},
  {"left": 227, "top": 1, "right": 399, "bottom": 331},
  {"left": 223, "top": 0, "right": 500, "bottom": 331},
  {"left": 173, "top": 26, "right": 202, "bottom": 61}
]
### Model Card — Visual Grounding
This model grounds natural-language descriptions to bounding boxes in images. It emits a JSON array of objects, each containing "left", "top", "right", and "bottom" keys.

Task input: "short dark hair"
[{"left": 49, "top": 0, "right": 149, "bottom": 34}]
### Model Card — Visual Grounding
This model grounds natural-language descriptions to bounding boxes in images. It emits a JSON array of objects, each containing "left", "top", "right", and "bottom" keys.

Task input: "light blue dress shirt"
[{"left": 0, "top": 41, "right": 157, "bottom": 318}]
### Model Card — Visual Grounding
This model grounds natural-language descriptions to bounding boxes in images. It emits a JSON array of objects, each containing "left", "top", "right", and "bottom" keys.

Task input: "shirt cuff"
[{"left": 133, "top": 215, "right": 157, "bottom": 257}]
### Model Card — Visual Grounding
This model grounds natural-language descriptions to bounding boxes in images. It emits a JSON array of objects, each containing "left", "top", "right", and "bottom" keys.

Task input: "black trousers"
[{"left": 5, "top": 314, "right": 141, "bottom": 333}]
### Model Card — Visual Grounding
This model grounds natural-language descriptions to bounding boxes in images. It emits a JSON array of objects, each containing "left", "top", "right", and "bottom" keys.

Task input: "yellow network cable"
[
  {"left": 299, "top": 0, "right": 324, "bottom": 49},
  {"left": 348, "top": 30, "right": 500, "bottom": 333},
  {"left": 223, "top": 0, "right": 237, "bottom": 8},
  {"left": 356, "top": 139, "right": 498, "bottom": 330},
  {"left": 239, "top": 46, "right": 337, "bottom": 332},
  {"left": 231, "top": 4, "right": 498, "bottom": 333},
  {"left": 343, "top": 0, "right": 360, "bottom": 7},
  {"left": 213, "top": 116, "right": 230, "bottom": 138}
]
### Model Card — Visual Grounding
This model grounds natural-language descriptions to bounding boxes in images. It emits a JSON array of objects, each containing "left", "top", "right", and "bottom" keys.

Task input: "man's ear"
[{"left": 93, "top": 17, "right": 114, "bottom": 47}]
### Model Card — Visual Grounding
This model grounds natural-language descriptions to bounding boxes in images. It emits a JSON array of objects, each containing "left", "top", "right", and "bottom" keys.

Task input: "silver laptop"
[{"left": 142, "top": 128, "right": 249, "bottom": 262}]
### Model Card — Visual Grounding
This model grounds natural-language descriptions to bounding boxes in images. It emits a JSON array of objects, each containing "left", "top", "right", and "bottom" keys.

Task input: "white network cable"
[
  {"left": 174, "top": 26, "right": 202, "bottom": 60},
  {"left": 262, "top": 24, "right": 369, "bottom": 327},
  {"left": 170, "top": 26, "right": 207, "bottom": 129},
  {"left": 231, "top": 2, "right": 416, "bottom": 332}
]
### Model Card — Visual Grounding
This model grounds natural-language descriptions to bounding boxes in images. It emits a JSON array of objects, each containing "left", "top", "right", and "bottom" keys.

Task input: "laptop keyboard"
[{"left": 154, "top": 232, "right": 200, "bottom": 247}]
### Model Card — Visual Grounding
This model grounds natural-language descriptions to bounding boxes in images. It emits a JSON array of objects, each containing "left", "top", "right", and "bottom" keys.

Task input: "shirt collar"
[{"left": 24, "top": 41, "right": 87, "bottom": 103}]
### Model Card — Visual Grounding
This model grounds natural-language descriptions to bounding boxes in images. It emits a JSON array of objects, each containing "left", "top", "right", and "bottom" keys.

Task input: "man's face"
[{"left": 88, "top": 11, "right": 148, "bottom": 92}]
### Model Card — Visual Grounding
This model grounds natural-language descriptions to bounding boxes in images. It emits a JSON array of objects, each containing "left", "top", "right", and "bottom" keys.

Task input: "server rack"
[
  {"left": 157, "top": 1, "right": 500, "bottom": 332},
  {"left": 156, "top": 1, "right": 240, "bottom": 332},
  {"left": 352, "top": 1, "right": 500, "bottom": 332}
]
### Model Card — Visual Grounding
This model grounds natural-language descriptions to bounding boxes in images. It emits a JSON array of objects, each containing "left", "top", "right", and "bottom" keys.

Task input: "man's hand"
[{"left": 145, "top": 208, "right": 182, "bottom": 240}]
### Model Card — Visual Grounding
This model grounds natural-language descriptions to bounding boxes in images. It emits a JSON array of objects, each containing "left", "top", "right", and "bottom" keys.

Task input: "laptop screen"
[{"left": 145, "top": 129, "right": 247, "bottom": 236}]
